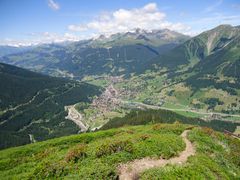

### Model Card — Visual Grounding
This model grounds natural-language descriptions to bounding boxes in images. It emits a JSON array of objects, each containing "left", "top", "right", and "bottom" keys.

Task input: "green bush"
[
  {"left": 152, "top": 123, "right": 185, "bottom": 135},
  {"left": 201, "top": 126, "right": 214, "bottom": 135},
  {"left": 65, "top": 144, "right": 87, "bottom": 163},
  {"left": 139, "top": 134, "right": 151, "bottom": 141},
  {"left": 77, "top": 161, "right": 117, "bottom": 179},
  {"left": 96, "top": 139, "right": 133, "bottom": 157},
  {"left": 33, "top": 148, "right": 56, "bottom": 160},
  {"left": 225, "top": 138, "right": 240, "bottom": 167},
  {"left": 31, "top": 160, "right": 70, "bottom": 178}
]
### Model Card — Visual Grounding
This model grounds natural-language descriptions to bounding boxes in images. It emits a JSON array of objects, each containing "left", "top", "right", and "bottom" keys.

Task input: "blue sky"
[{"left": 1, "top": 0, "right": 240, "bottom": 46}]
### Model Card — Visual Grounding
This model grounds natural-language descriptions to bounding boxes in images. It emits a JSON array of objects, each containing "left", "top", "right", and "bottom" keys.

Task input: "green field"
[
  {"left": 0, "top": 123, "right": 239, "bottom": 179},
  {"left": 141, "top": 127, "right": 240, "bottom": 179}
]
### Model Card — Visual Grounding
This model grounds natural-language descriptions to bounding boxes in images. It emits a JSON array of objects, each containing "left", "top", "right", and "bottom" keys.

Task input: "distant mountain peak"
[
  {"left": 216, "top": 24, "right": 232, "bottom": 28},
  {"left": 136, "top": 34, "right": 150, "bottom": 41},
  {"left": 91, "top": 28, "right": 190, "bottom": 47},
  {"left": 98, "top": 34, "right": 107, "bottom": 40},
  {"left": 133, "top": 28, "right": 148, "bottom": 34}
]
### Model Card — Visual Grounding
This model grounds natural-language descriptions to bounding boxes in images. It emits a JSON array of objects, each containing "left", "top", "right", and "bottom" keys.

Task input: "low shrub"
[
  {"left": 201, "top": 127, "right": 215, "bottom": 136},
  {"left": 115, "top": 129, "right": 135, "bottom": 136},
  {"left": 152, "top": 123, "right": 184, "bottom": 135},
  {"left": 226, "top": 138, "right": 240, "bottom": 167},
  {"left": 77, "top": 161, "right": 117, "bottom": 179},
  {"left": 65, "top": 144, "right": 87, "bottom": 163},
  {"left": 185, "top": 125, "right": 197, "bottom": 130},
  {"left": 125, "top": 129, "right": 135, "bottom": 134},
  {"left": 152, "top": 124, "right": 163, "bottom": 130},
  {"left": 31, "top": 160, "right": 69, "bottom": 178},
  {"left": 33, "top": 148, "right": 56, "bottom": 160},
  {"left": 139, "top": 134, "right": 151, "bottom": 141},
  {"left": 96, "top": 139, "right": 133, "bottom": 157}
]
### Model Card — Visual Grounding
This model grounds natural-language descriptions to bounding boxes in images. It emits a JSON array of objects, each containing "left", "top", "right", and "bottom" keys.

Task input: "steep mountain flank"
[{"left": 0, "top": 63, "right": 101, "bottom": 149}]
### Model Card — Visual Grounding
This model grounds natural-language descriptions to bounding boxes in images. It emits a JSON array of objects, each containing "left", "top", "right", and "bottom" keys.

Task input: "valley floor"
[{"left": 65, "top": 76, "right": 240, "bottom": 132}]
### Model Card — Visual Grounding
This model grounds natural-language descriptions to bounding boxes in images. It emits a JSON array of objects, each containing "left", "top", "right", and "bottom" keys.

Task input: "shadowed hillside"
[{"left": 0, "top": 63, "right": 101, "bottom": 149}]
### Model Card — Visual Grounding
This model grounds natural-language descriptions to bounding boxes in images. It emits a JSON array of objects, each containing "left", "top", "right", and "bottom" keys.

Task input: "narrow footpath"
[{"left": 118, "top": 130, "right": 195, "bottom": 180}]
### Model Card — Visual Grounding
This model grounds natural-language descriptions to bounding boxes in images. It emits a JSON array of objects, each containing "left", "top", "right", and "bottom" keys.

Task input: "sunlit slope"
[{"left": 0, "top": 123, "right": 239, "bottom": 179}]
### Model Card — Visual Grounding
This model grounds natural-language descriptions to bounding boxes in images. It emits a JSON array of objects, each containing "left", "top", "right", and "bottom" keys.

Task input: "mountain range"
[
  {"left": 0, "top": 24, "right": 240, "bottom": 149},
  {"left": 0, "top": 24, "right": 240, "bottom": 180},
  {"left": 0, "top": 28, "right": 189, "bottom": 78}
]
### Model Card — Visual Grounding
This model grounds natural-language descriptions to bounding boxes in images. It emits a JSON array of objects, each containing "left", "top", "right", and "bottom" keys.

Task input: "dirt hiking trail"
[{"left": 118, "top": 130, "right": 196, "bottom": 180}]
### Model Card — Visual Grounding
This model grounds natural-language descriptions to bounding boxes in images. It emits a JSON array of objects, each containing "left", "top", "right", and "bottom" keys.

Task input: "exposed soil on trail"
[{"left": 118, "top": 130, "right": 195, "bottom": 180}]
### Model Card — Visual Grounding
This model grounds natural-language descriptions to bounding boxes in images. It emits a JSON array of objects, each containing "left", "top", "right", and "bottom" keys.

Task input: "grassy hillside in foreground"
[
  {"left": 0, "top": 63, "right": 101, "bottom": 149},
  {"left": 0, "top": 123, "right": 239, "bottom": 179}
]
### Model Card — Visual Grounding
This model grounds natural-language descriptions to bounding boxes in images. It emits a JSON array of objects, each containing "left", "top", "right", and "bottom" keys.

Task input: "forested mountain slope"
[{"left": 0, "top": 63, "right": 101, "bottom": 149}]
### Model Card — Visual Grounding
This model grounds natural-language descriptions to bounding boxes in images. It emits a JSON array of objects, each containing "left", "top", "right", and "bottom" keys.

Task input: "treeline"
[{"left": 101, "top": 109, "right": 240, "bottom": 132}]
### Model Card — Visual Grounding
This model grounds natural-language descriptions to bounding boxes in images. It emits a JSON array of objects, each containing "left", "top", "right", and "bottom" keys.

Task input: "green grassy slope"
[
  {"left": 150, "top": 25, "right": 240, "bottom": 69},
  {"left": 0, "top": 123, "right": 239, "bottom": 179},
  {"left": 141, "top": 126, "right": 240, "bottom": 179},
  {"left": 0, "top": 63, "right": 101, "bottom": 149}
]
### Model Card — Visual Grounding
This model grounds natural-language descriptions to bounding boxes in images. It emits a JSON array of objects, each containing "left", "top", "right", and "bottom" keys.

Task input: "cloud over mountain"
[{"left": 68, "top": 3, "right": 190, "bottom": 35}]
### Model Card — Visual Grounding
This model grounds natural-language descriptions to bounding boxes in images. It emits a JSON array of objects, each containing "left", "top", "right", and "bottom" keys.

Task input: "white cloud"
[
  {"left": 142, "top": 3, "right": 158, "bottom": 12},
  {"left": 68, "top": 25, "right": 88, "bottom": 31},
  {"left": 68, "top": 3, "right": 191, "bottom": 35},
  {"left": 0, "top": 32, "right": 82, "bottom": 47},
  {"left": 48, "top": 0, "right": 60, "bottom": 11}
]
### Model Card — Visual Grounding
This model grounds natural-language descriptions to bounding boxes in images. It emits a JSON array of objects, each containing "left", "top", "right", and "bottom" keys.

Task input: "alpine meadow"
[{"left": 0, "top": 0, "right": 239, "bottom": 179}]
